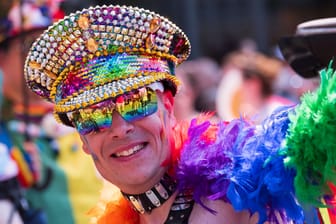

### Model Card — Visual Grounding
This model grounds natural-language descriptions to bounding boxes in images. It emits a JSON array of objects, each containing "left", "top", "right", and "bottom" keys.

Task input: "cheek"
[
  {"left": 158, "top": 107, "right": 175, "bottom": 151},
  {"left": 158, "top": 107, "right": 169, "bottom": 140},
  {"left": 80, "top": 135, "right": 103, "bottom": 159},
  {"left": 144, "top": 106, "right": 171, "bottom": 149},
  {"left": 92, "top": 159, "right": 111, "bottom": 181}
]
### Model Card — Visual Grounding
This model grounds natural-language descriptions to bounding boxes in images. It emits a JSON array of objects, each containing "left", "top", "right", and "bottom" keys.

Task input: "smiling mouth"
[{"left": 112, "top": 143, "right": 147, "bottom": 158}]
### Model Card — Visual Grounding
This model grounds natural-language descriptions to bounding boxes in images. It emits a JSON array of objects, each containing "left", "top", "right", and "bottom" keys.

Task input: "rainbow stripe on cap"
[{"left": 24, "top": 4, "right": 190, "bottom": 115}]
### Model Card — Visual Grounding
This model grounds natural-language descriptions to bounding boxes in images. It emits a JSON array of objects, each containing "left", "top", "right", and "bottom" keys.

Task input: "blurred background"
[
  {"left": 61, "top": 1, "right": 332, "bottom": 121},
  {"left": 62, "top": 0, "right": 336, "bottom": 61}
]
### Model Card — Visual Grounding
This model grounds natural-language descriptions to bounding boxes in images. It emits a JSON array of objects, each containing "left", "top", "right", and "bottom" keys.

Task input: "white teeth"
[{"left": 114, "top": 144, "right": 144, "bottom": 157}]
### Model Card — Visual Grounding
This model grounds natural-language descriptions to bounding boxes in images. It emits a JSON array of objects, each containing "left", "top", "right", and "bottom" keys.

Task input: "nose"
[{"left": 108, "top": 111, "right": 134, "bottom": 138}]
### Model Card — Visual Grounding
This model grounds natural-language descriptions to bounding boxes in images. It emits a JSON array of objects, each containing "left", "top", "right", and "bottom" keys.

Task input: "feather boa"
[
  {"left": 285, "top": 63, "right": 336, "bottom": 206},
  {"left": 88, "top": 66, "right": 336, "bottom": 223},
  {"left": 177, "top": 107, "right": 302, "bottom": 223},
  {"left": 177, "top": 64, "right": 336, "bottom": 223},
  {"left": 87, "top": 180, "right": 139, "bottom": 224}
]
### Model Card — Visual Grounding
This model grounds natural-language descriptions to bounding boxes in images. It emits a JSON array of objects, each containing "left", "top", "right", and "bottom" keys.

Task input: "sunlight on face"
[{"left": 80, "top": 91, "right": 175, "bottom": 193}]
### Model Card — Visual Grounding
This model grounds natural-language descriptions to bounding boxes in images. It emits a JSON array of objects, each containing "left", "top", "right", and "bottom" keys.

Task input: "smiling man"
[
  {"left": 22, "top": 4, "right": 253, "bottom": 223},
  {"left": 24, "top": 4, "right": 336, "bottom": 224}
]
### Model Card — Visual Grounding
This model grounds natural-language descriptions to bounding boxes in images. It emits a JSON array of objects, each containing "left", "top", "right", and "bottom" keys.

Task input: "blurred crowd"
[
  {"left": 175, "top": 40, "right": 319, "bottom": 124},
  {"left": 0, "top": 1, "right": 102, "bottom": 224},
  {"left": 0, "top": 1, "right": 321, "bottom": 224}
]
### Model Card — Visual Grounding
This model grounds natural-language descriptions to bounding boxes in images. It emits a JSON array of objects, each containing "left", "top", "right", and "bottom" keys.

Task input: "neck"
[{"left": 139, "top": 191, "right": 178, "bottom": 224}]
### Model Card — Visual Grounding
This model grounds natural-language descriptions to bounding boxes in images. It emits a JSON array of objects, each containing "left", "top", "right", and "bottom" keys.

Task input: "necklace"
[
  {"left": 121, "top": 174, "right": 194, "bottom": 223},
  {"left": 121, "top": 174, "right": 177, "bottom": 214}
]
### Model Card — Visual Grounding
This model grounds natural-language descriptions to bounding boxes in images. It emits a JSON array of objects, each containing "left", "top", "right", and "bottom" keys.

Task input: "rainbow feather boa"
[
  {"left": 177, "top": 107, "right": 301, "bottom": 223},
  {"left": 88, "top": 66, "right": 336, "bottom": 224}
]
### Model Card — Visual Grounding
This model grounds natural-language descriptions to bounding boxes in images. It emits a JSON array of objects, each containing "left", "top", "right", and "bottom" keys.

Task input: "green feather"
[{"left": 285, "top": 61, "right": 336, "bottom": 206}]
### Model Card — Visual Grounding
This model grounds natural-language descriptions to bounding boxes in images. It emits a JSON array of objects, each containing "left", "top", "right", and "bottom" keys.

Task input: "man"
[{"left": 24, "top": 5, "right": 336, "bottom": 224}]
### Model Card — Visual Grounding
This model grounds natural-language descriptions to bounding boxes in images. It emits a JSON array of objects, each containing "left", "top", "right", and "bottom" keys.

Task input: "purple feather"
[
  {"left": 177, "top": 106, "right": 304, "bottom": 223},
  {"left": 177, "top": 117, "right": 252, "bottom": 210}
]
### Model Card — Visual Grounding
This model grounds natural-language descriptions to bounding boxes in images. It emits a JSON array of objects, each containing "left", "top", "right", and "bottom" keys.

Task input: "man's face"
[
  {"left": 80, "top": 91, "right": 175, "bottom": 194},
  {"left": 0, "top": 30, "right": 44, "bottom": 104}
]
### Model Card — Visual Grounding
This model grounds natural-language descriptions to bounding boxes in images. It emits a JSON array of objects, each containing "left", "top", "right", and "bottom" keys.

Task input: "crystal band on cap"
[
  {"left": 51, "top": 53, "right": 175, "bottom": 112},
  {"left": 24, "top": 4, "right": 190, "bottom": 100},
  {"left": 24, "top": 4, "right": 190, "bottom": 125}
]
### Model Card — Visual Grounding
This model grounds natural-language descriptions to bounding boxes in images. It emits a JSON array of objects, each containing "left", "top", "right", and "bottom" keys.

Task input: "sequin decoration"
[
  {"left": 52, "top": 53, "right": 172, "bottom": 112},
  {"left": 24, "top": 4, "right": 190, "bottom": 124},
  {"left": 78, "top": 14, "right": 90, "bottom": 30},
  {"left": 87, "top": 38, "right": 98, "bottom": 53},
  {"left": 149, "top": 18, "right": 161, "bottom": 33},
  {"left": 67, "top": 86, "right": 158, "bottom": 135}
]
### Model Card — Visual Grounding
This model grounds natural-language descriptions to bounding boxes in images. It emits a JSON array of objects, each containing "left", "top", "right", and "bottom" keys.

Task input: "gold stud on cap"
[
  {"left": 78, "top": 14, "right": 90, "bottom": 30},
  {"left": 149, "top": 18, "right": 161, "bottom": 33},
  {"left": 87, "top": 38, "right": 98, "bottom": 53},
  {"left": 24, "top": 4, "right": 190, "bottom": 125}
]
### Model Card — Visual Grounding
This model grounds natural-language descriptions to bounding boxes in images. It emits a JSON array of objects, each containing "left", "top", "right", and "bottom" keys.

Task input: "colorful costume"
[
  {"left": 87, "top": 64, "right": 336, "bottom": 224},
  {"left": 0, "top": 1, "right": 102, "bottom": 223},
  {"left": 23, "top": 4, "right": 336, "bottom": 224}
]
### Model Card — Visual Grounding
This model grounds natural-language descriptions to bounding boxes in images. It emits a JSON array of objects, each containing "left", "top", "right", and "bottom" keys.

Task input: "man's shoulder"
[{"left": 189, "top": 199, "right": 254, "bottom": 224}]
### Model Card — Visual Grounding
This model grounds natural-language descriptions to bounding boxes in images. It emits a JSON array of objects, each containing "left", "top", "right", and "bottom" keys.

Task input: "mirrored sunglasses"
[{"left": 67, "top": 86, "right": 159, "bottom": 135}]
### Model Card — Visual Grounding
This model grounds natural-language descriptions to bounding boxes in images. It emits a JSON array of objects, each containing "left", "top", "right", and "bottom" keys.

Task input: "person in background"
[
  {"left": 0, "top": 69, "right": 26, "bottom": 224},
  {"left": 0, "top": 1, "right": 51, "bottom": 223},
  {"left": 216, "top": 48, "right": 294, "bottom": 123},
  {"left": 0, "top": 1, "right": 102, "bottom": 223},
  {"left": 174, "top": 57, "right": 220, "bottom": 122},
  {"left": 271, "top": 46, "right": 320, "bottom": 104},
  {"left": 24, "top": 4, "right": 336, "bottom": 224}
]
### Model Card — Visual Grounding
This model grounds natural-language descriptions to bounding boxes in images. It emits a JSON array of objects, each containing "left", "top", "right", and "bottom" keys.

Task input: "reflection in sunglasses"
[{"left": 67, "top": 87, "right": 158, "bottom": 135}]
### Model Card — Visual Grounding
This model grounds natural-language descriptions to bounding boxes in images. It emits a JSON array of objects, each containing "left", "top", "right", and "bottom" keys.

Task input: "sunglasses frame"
[{"left": 65, "top": 83, "right": 164, "bottom": 135}]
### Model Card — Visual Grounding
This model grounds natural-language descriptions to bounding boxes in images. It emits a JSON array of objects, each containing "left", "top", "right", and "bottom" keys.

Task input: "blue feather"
[{"left": 177, "top": 106, "right": 304, "bottom": 223}]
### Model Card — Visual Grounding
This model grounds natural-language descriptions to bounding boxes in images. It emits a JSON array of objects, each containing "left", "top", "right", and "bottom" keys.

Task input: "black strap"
[
  {"left": 122, "top": 174, "right": 177, "bottom": 213},
  {"left": 0, "top": 177, "right": 22, "bottom": 200},
  {"left": 121, "top": 173, "right": 195, "bottom": 223},
  {"left": 164, "top": 192, "right": 194, "bottom": 224},
  {"left": 0, "top": 177, "right": 29, "bottom": 221}
]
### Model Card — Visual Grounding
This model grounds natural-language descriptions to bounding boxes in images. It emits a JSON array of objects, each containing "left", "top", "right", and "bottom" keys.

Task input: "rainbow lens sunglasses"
[{"left": 66, "top": 83, "right": 164, "bottom": 135}]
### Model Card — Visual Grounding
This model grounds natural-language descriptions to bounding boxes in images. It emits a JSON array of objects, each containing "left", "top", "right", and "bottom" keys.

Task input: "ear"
[{"left": 161, "top": 90, "right": 175, "bottom": 114}]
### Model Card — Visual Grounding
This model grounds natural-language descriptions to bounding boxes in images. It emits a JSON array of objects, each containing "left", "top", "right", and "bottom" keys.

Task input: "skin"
[
  {"left": 0, "top": 31, "right": 52, "bottom": 106},
  {"left": 80, "top": 90, "right": 176, "bottom": 194},
  {"left": 80, "top": 89, "right": 257, "bottom": 223}
]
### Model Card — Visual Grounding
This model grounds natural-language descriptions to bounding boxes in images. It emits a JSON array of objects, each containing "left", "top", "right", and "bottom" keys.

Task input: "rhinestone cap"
[{"left": 24, "top": 4, "right": 191, "bottom": 114}]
